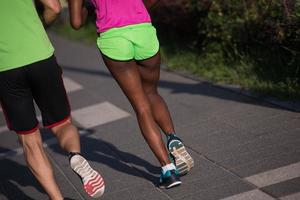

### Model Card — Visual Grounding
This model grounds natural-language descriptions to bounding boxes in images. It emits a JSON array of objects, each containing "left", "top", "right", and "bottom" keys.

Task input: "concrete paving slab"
[
  {"left": 63, "top": 76, "right": 83, "bottom": 93},
  {"left": 205, "top": 127, "right": 300, "bottom": 161},
  {"left": 177, "top": 180, "right": 254, "bottom": 200},
  {"left": 261, "top": 177, "right": 300, "bottom": 198},
  {"left": 71, "top": 101, "right": 130, "bottom": 128},
  {"left": 219, "top": 189, "right": 275, "bottom": 200},
  {"left": 233, "top": 151, "right": 300, "bottom": 177},
  {"left": 245, "top": 162, "right": 300, "bottom": 188},
  {"left": 218, "top": 140, "right": 300, "bottom": 171},
  {"left": 280, "top": 192, "right": 300, "bottom": 200}
]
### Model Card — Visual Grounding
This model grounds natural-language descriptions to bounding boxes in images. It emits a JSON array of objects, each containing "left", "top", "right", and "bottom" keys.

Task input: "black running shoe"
[
  {"left": 167, "top": 134, "right": 194, "bottom": 175},
  {"left": 159, "top": 169, "right": 182, "bottom": 189}
]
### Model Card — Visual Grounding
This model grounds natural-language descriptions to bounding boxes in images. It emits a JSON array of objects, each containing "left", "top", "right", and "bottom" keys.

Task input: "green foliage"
[
  {"left": 52, "top": 13, "right": 97, "bottom": 44},
  {"left": 151, "top": 0, "right": 300, "bottom": 99},
  {"left": 51, "top": 1, "right": 300, "bottom": 99}
]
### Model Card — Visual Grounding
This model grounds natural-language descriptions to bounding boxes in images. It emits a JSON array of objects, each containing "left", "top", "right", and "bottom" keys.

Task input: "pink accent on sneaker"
[{"left": 70, "top": 154, "right": 105, "bottom": 198}]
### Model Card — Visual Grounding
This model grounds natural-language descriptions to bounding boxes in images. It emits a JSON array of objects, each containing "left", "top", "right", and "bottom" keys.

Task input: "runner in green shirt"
[
  {"left": 0, "top": 1, "right": 105, "bottom": 199},
  {"left": 0, "top": 0, "right": 54, "bottom": 71}
]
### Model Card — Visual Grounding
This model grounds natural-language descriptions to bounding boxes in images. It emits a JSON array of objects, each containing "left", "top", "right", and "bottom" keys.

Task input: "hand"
[
  {"left": 37, "top": 0, "right": 61, "bottom": 25},
  {"left": 68, "top": 0, "right": 88, "bottom": 29}
]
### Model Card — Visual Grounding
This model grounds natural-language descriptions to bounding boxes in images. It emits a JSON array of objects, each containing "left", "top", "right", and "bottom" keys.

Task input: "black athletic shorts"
[{"left": 0, "top": 55, "right": 71, "bottom": 134}]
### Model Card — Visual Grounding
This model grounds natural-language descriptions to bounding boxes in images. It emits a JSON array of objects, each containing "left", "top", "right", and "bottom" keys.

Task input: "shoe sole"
[
  {"left": 159, "top": 180, "right": 182, "bottom": 189},
  {"left": 71, "top": 155, "right": 105, "bottom": 198},
  {"left": 83, "top": 171, "right": 105, "bottom": 198},
  {"left": 169, "top": 145, "right": 194, "bottom": 175}
]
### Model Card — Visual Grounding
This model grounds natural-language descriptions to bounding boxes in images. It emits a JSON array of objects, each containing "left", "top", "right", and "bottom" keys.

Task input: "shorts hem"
[
  {"left": 44, "top": 115, "right": 71, "bottom": 129},
  {"left": 16, "top": 125, "right": 40, "bottom": 135},
  {"left": 101, "top": 51, "right": 134, "bottom": 62},
  {"left": 135, "top": 48, "right": 160, "bottom": 61}
]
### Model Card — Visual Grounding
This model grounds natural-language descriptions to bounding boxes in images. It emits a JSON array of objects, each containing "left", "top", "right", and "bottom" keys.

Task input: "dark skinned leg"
[
  {"left": 102, "top": 55, "right": 170, "bottom": 166},
  {"left": 137, "top": 52, "right": 175, "bottom": 135}
]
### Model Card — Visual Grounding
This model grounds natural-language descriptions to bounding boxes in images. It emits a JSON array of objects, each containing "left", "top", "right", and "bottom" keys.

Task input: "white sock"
[{"left": 162, "top": 163, "right": 176, "bottom": 174}]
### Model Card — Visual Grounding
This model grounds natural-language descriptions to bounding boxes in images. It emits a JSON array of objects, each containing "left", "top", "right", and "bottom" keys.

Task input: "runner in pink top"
[
  {"left": 91, "top": 0, "right": 151, "bottom": 33},
  {"left": 68, "top": 0, "right": 194, "bottom": 189}
]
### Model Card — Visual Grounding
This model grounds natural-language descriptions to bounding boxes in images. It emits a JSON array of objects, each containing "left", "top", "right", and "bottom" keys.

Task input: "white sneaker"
[{"left": 70, "top": 154, "right": 105, "bottom": 198}]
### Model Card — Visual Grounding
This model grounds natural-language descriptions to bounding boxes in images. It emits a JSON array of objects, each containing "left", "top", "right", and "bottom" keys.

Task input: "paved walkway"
[{"left": 0, "top": 33, "right": 299, "bottom": 200}]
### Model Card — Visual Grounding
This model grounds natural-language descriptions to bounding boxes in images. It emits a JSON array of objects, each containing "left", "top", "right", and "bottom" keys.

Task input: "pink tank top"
[{"left": 91, "top": 0, "right": 152, "bottom": 33}]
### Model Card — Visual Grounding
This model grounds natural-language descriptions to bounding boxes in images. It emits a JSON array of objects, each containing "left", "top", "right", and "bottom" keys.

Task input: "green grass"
[{"left": 160, "top": 43, "right": 300, "bottom": 100}]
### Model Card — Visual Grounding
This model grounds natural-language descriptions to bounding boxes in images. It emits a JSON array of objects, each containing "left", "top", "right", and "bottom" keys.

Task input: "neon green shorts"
[{"left": 97, "top": 23, "right": 159, "bottom": 61}]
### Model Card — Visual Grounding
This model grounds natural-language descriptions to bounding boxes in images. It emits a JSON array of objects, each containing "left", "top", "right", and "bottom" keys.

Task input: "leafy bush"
[{"left": 151, "top": 0, "right": 300, "bottom": 99}]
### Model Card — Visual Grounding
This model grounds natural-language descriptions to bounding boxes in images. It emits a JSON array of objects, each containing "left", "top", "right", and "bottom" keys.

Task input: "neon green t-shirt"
[{"left": 0, "top": 0, "right": 54, "bottom": 72}]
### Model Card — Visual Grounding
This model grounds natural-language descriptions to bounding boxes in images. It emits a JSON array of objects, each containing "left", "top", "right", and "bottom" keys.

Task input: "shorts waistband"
[{"left": 98, "top": 23, "right": 152, "bottom": 36}]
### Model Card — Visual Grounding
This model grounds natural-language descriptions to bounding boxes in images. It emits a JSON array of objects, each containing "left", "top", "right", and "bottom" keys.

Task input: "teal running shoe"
[
  {"left": 159, "top": 169, "right": 182, "bottom": 189},
  {"left": 167, "top": 134, "right": 194, "bottom": 175}
]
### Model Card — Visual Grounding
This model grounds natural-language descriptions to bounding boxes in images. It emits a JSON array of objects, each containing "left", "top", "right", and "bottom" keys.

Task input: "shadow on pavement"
[
  {"left": 0, "top": 147, "right": 44, "bottom": 200},
  {"left": 44, "top": 129, "right": 160, "bottom": 186}
]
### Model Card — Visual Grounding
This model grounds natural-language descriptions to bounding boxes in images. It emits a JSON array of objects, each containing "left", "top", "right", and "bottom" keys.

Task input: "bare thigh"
[{"left": 137, "top": 52, "right": 161, "bottom": 94}]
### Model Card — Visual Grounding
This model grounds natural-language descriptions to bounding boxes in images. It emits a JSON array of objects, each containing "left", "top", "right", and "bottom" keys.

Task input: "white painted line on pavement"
[
  {"left": 63, "top": 76, "right": 83, "bottom": 93},
  {"left": 72, "top": 101, "right": 130, "bottom": 129},
  {"left": 220, "top": 189, "right": 275, "bottom": 200},
  {"left": 245, "top": 162, "right": 300, "bottom": 188},
  {"left": 280, "top": 192, "right": 300, "bottom": 200}
]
